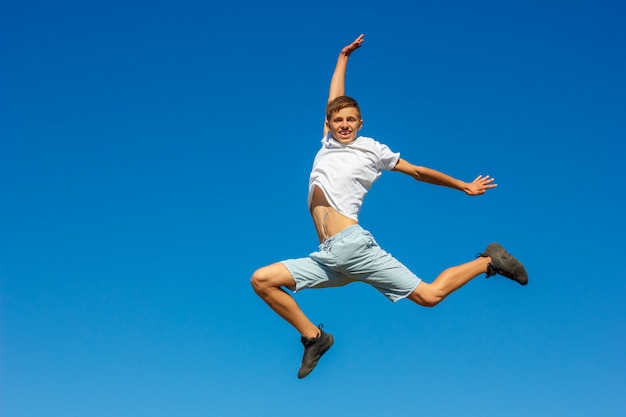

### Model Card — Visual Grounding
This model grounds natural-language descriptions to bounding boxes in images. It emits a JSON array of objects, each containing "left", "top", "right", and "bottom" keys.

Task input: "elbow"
[{"left": 413, "top": 165, "right": 426, "bottom": 180}]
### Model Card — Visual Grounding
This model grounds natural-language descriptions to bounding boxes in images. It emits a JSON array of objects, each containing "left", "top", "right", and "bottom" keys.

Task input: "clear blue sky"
[{"left": 2, "top": 1, "right": 625, "bottom": 416}]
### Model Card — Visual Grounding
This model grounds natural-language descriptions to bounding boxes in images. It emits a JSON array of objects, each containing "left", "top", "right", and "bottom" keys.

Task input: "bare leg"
[
  {"left": 251, "top": 263, "right": 320, "bottom": 338},
  {"left": 408, "top": 256, "right": 491, "bottom": 307}
]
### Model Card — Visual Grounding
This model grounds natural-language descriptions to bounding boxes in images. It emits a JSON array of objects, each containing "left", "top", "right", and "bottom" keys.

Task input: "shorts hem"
[
  {"left": 389, "top": 279, "right": 421, "bottom": 302},
  {"left": 278, "top": 261, "right": 298, "bottom": 292}
]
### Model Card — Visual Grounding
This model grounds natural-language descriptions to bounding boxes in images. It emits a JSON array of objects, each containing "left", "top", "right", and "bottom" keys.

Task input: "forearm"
[
  {"left": 328, "top": 54, "right": 350, "bottom": 102},
  {"left": 413, "top": 166, "right": 466, "bottom": 191},
  {"left": 327, "top": 34, "right": 364, "bottom": 103},
  {"left": 393, "top": 158, "right": 495, "bottom": 196},
  {"left": 393, "top": 159, "right": 465, "bottom": 191}
]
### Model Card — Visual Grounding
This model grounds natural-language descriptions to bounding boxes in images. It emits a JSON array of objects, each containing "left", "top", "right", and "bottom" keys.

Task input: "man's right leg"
[
  {"left": 251, "top": 262, "right": 334, "bottom": 378},
  {"left": 250, "top": 262, "right": 320, "bottom": 338}
]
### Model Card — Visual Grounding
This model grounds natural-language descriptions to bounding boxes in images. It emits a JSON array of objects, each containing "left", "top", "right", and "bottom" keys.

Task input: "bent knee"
[
  {"left": 408, "top": 284, "right": 445, "bottom": 308},
  {"left": 250, "top": 263, "right": 294, "bottom": 293},
  {"left": 250, "top": 268, "right": 269, "bottom": 293},
  {"left": 420, "top": 296, "right": 443, "bottom": 308},
  {"left": 413, "top": 293, "right": 442, "bottom": 308}
]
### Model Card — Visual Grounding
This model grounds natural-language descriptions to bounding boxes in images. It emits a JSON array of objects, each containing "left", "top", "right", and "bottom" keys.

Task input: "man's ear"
[{"left": 358, "top": 119, "right": 364, "bottom": 130}]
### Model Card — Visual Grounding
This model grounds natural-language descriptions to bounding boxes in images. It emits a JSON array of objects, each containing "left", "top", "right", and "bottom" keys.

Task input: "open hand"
[
  {"left": 464, "top": 175, "right": 497, "bottom": 196},
  {"left": 341, "top": 34, "right": 364, "bottom": 57}
]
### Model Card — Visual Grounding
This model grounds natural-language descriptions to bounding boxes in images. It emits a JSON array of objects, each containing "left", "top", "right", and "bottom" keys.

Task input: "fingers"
[
  {"left": 473, "top": 174, "right": 497, "bottom": 187},
  {"left": 343, "top": 34, "right": 365, "bottom": 55},
  {"left": 467, "top": 175, "right": 497, "bottom": 196}
]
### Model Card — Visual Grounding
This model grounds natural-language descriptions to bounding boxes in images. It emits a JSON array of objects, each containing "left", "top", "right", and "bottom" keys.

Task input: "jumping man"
[{"left": 251, "top": 34, "right": 527, "bottom": 379}]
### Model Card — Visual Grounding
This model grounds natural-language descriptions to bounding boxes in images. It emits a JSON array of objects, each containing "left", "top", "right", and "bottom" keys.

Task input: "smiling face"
[{"left": 326, "top": 106, "right": 363, "bottom": 144}]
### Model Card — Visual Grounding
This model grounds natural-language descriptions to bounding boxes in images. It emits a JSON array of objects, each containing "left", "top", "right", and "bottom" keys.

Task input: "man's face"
[{"left": 326, "top": 107, "right": 363, "bottom": 144}]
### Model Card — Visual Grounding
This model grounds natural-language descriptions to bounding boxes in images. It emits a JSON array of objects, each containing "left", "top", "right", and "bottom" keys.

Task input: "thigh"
[
  {"left": 364, "top": 255, "right": 420, "bottom": 302},
  {"left": 345, "top": 232, "right": 421, "bottom": 302},
  {"left": 254, "top": 262, "right": 297, "bottom": 288},
  {"left": 281, "top": 255, "right": 351, "bottom": 292}
]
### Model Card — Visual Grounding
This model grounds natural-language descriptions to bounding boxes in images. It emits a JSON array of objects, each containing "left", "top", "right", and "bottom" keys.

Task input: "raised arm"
[
  {"left": 392, "top": 158, "right": 497, "bottom": 196},
  {"left": 328, "top": 34, "right": 364, "bottom": 103},
  {"left": 324, "top": 34, "right": 364, "bottom": 135}
]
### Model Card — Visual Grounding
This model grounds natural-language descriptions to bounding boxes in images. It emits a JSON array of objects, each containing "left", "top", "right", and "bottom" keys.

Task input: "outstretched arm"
[
  {"left": 324, "top": 34, "right": 364, "bottom": 135},
  {"left": 392, "top": 158, "right": 497, "bottom": 196},
  {"left": 328, "top": 34, "right": 364, "bottom": 103}
]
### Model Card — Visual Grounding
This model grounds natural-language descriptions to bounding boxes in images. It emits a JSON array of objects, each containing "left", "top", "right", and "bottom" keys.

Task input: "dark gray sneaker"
[
  {"left": 479, "top": 243, "right": 528, "bottom": 286},
  {"left": 298, "top": 325, "right": 334, "bottom": 379}
]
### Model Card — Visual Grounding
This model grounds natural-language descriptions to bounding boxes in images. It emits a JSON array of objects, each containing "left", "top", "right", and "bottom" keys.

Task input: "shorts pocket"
[{"left": 310, "top": 246, "right": 338, "bottom": 269}]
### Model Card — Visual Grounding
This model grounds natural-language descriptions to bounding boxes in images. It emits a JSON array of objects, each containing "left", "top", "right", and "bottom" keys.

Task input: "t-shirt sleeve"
[{"left": 378, "top": 142, "right": 401, "bottom": 170}]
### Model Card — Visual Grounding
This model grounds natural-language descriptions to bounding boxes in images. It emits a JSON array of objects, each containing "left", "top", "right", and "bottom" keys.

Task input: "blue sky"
[{"left": 1, "top": 1, "right": 625, "bottom": 416}]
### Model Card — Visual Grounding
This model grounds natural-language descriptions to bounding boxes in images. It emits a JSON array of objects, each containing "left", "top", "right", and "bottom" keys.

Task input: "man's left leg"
[
  {"left": 408, "top": 243, "right": 527, "bottom": 306},
  {"left": 408, "top": 257, "right": 490, "bottom": 306}
]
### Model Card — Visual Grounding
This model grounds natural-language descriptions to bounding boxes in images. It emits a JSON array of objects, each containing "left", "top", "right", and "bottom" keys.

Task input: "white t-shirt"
[{"left": 308, "top": 133, "right": 400, "bottom": 221}]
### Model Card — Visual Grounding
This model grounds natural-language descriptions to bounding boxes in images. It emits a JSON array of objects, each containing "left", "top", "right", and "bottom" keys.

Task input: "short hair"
[{"left": 326, "top": 96, "right": 361, "bottom": 121}]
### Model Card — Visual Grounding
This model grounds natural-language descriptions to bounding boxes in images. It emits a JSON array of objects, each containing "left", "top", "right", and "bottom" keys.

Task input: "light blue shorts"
[{"left": 281, "top": 225, "right": 421, "bottom": 302}]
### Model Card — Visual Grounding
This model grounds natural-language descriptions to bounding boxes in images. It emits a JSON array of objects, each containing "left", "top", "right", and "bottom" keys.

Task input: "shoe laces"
[
  {"left": 477, "top": 252, "right": 496, "bottom": 278},
  {"left": 301, "top": 324, "right": 325, "bottom": 346}
]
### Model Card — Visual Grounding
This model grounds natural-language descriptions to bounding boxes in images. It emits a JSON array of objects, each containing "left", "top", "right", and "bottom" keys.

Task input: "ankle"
[
  {"left": 302, "top": 329, "right": 320, "bottom": 339},
  {"left": 477, "top": 256, "right": 491, "bottom": 272},
  {"left": 302, "top": 323, "right": 325, "bottom": 339}
]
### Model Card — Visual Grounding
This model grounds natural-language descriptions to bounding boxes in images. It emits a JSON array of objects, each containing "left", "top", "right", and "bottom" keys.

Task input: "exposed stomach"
[{"left": 309, "top": 185, "right": 358, "bottom": 242}]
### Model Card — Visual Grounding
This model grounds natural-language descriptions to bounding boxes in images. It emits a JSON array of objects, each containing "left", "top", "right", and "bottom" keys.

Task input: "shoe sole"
[{"left": 298, "top": 334, "right": 334, "bottom": 379}]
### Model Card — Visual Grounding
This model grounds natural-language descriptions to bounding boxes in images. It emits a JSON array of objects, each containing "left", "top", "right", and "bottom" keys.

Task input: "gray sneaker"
[
  {"left": 479, "top": 243, "right": 528, "bottom": 286},
  {"left": 298, "top": 325, "right": 334, "bottom": 379}
]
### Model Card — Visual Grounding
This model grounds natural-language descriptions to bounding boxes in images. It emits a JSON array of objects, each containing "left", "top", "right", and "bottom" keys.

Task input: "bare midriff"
[{"left": 309, "top": 185, "right": 358, "bottom": 243}]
